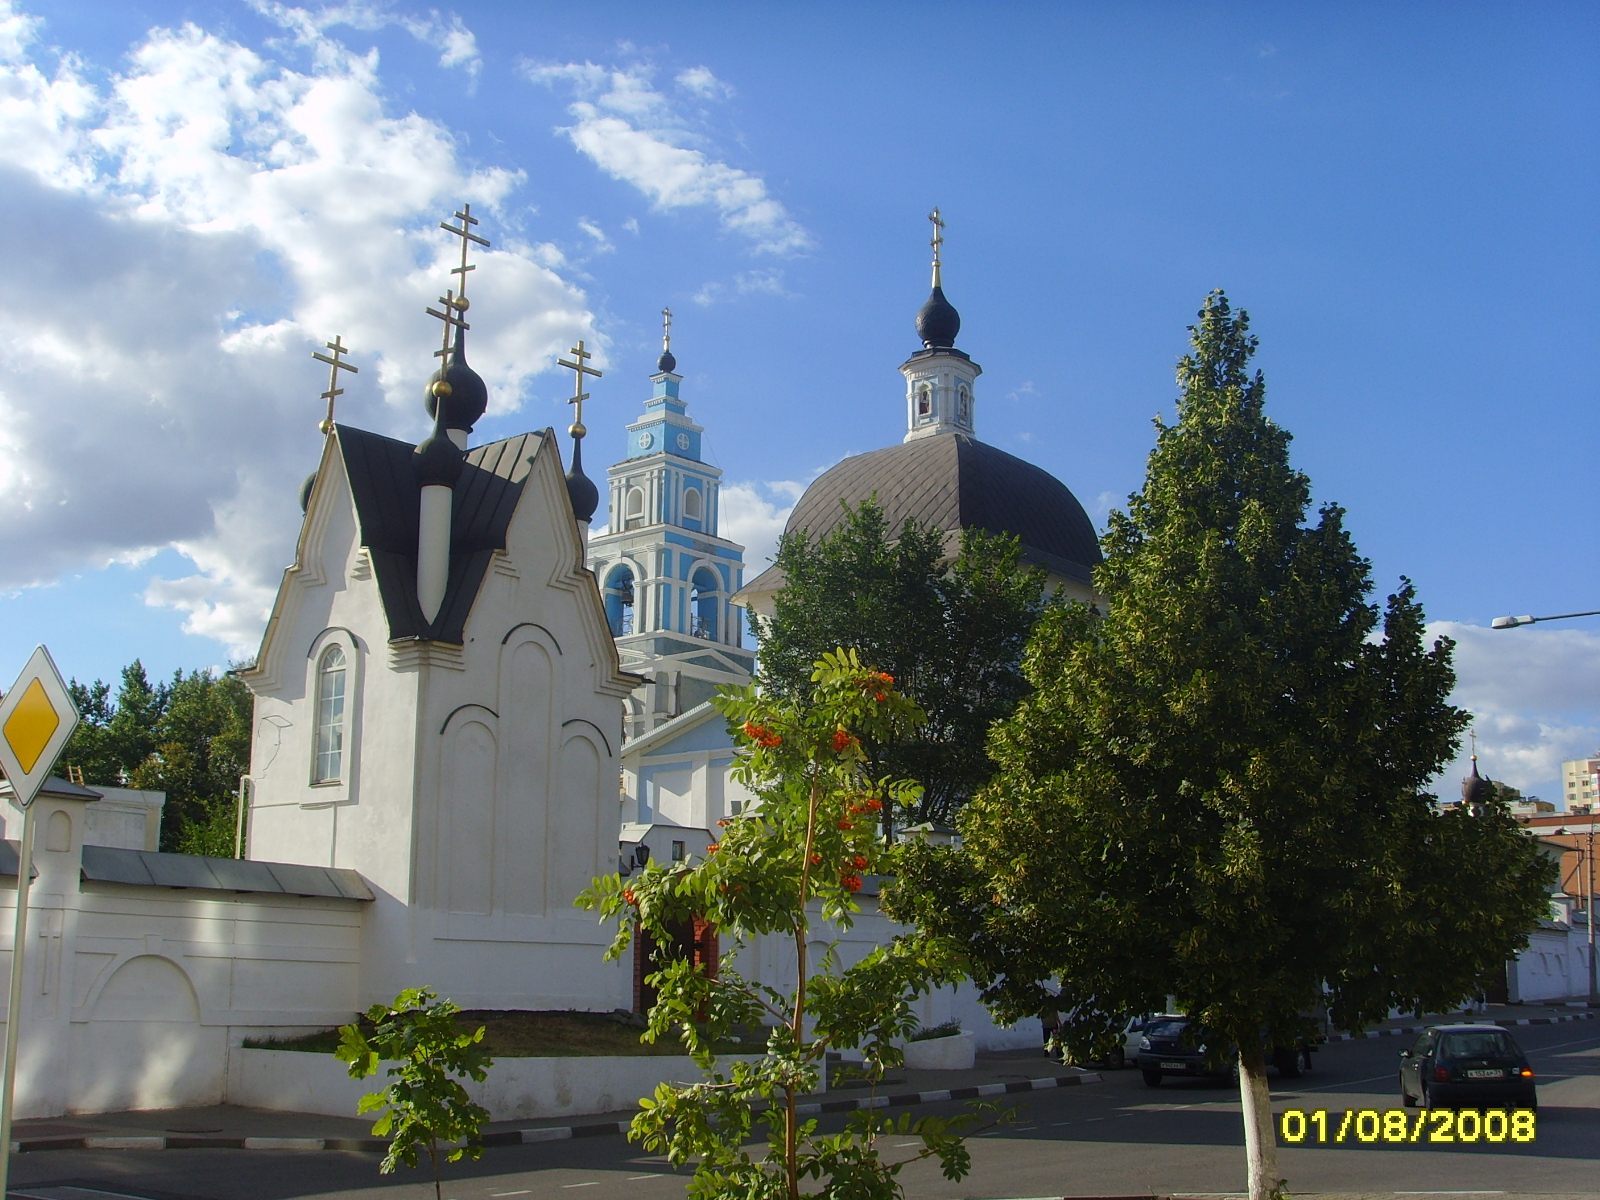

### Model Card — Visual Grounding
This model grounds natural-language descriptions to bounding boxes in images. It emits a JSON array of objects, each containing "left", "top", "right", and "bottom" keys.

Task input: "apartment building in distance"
[{"left": 1560, "top": 754, "right": 1600, "bottom": 813}]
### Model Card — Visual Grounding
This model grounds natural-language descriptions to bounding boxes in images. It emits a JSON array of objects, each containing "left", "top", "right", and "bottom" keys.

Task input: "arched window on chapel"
[
  {"left": 958, "top": 386, "right": 971, "bottom": 427},
  {"left": 683, "top": 487, "right": 703, "bottom": 522},
  {"left": 624, "top": 487, "right": 646, "bottom": 530},
  {"left": 313, "top": 645, "right": 347, "bottom": 783},
  {"left": 917, "top": 383, "right": 932, "bottom": 420}
]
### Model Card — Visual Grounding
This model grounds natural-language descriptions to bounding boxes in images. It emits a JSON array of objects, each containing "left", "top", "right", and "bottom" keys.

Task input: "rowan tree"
[{"left": 889, "top": 292, "right": 1554, "bottom": 1200}]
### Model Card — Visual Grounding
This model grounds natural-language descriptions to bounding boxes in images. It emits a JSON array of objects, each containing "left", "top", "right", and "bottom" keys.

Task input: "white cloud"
[
  {"left": 524, "top": 60, "right": 810, "bottom": 256},
  {"left": 675, "top": 66, "right": 732, "bottom": 100},
  {"left": 250, "top": 0, "right": 482, "bottom": 78},
  {"left": 577, "top": 217, "right": 613, "bottom": 252},
  {"left": 0, "top": 2, "right": 595, "bottom": 655},
  {"left": 693, "top": 268, "right": 794, "bottom": 307},
  {"left": 1428, "top": 620, "right": 1600, "bottom": 804},
  {"left": 720, "top": 479, "right": 804, "bottom": 570}
]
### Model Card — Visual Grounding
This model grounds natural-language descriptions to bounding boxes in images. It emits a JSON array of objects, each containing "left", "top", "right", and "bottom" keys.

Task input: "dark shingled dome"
[
  {"left": 784, "top": 433, "right": 1102, "bottom": 584},
  {"left": 915, "top": 286, "right": 961, "bottom": 349}
]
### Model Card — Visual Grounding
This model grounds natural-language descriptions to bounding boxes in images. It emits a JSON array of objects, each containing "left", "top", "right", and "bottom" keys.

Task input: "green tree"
[
  {"left": 579, "top": 650, "right": 998, "bottom": 1200},
  {"left": 62, "top": 661, "right": 167, "bottom": 786},
  {"left": 753, "top": 500, "right": 1049, "bottom": 825},
  {"left": 337, "top": 988, "right": 493, "bottom": 1200},
  {"left": 131, "top": 668, "right": 252, "bottom": 855},
  {"left": 889, "top": 292, "right": 1554, "bottom": 1200}
]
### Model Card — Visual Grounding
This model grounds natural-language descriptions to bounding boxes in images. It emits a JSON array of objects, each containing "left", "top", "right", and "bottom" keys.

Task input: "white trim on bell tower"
[{"left": 901, "top": 349, "right": 982, "bottom": 442}]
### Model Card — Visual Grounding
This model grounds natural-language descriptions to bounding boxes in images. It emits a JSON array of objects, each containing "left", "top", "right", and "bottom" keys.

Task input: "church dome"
[
  {"left": 915, "top": 286, "right": 961, "bottom": 349},
  {"left": 782, "top": 433, "right": 1102, "bottom": 583}
]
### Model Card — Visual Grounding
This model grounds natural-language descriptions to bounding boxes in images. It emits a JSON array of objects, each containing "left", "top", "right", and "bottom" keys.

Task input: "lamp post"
[{"left": 1492, "top": 605, "right": 1600, "bottom": 1007}]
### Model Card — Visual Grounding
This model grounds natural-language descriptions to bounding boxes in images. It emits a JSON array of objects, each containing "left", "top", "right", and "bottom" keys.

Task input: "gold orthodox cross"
[
  {"left": 661, "top": 306, "right": 673, "bottom": 352},
  {"left": 928, "top": 207, "right": 946, "bottom": 287},
  {"left": 440, "top": 203, "right": 490, "bottom": 306},
  {"left": 426, "top": 288, "right": 468, "bottom": 361},
  {"left": 312, "top": 335, "right": 358, "bottom": 433},
  {"left": 558, "top": 339, "right": 602, "bottom": 436}
]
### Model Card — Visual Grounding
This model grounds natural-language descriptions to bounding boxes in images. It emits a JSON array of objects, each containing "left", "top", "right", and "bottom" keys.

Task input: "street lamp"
[
  {"left": 1491, "top": 609, "right": 1600, "bottom": 629},
  {"left": 1492, "top": 604, "right": 1600, "bottom": 1008}
]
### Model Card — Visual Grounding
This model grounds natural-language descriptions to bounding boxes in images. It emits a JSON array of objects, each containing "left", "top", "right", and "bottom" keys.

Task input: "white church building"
[{"left": 0, "top": 215, "right": 1095, "bottom": 1119}]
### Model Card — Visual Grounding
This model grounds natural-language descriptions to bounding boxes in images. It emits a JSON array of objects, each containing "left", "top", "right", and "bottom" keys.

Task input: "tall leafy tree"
[
  {"left": 133, "top": 668, "right": 252, "bottom": 855},
  {"left": 752, "top": 500, "right": 1049, "bottom": 825},
  {"left": 890, "top": 292, "right": 1554, "bottom": 1200},
  {"left": 59, "top": 661, "right": 250, "bottom": 856}
]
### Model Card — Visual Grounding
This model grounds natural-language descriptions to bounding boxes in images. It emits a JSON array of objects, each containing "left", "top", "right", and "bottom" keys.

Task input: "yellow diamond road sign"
[{"left": 0, "top": 646, "right": 79, "bottom": 808}]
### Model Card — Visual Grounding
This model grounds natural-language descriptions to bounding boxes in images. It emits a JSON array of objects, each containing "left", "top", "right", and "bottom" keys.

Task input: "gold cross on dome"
[
  {"left": 928, "top": 207, "right": 946, "bottom": 287},
  {"left": 558, "top": 339, "right": 602, "bottom": 436},
  {"left": 311, "top": 335, "right": 359, "bottom": 433},
  {"left": 426, "top": 288, "right": 469, "bottom": 360},
  {"left": 662, "top": 306, "right": 673, "bottom": 351},
  {"left": 440, "top": 203, "right": 491, "bottom": 305}
]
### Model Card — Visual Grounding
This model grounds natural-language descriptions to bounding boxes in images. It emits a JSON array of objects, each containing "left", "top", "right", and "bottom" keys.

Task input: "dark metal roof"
[
  {"left": 0, "top": 840, "right": 34, "bottom": 879},
  {"left": 336, "top": 426, "right": 548, "bottom": 644},
  {"left": 80, "top": 845, "right": 373, "bottom": 900},
  {"left": 781, "top": 433, "right": 1102, "bottom": 583},
  {"left": 0, "top": 774, "right": 103, "bottom": 803}
]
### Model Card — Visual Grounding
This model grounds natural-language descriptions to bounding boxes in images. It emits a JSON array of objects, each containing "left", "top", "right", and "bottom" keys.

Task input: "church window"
[
  {"left": 605, "top": 566, "right": 636, "bottom": 636},
  {"left": 683, "top": 486, "right": 703, "bottom": 522},
  {"left": 958, "top": 386, "right": 971, "bottom": 426},
  {"left": 624, "top": 487, "right": 646, "bottom": 530},
  {"left": 313, "top": 645, "right": 347, "bottom": 783},
  {"left": 690, "top": 567, "right": 719, "bottom": 640},
  {"left": 917, "top": 383, "right": 932, "bottom": 419}
]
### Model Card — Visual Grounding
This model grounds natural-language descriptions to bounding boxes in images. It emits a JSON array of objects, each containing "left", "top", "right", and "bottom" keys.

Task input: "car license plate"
[
  {"left": 1160, "top": 1061, "right": 1186, "bottom": 1070},
  {"left": 1466, "top": 1068, "right": 1503, "bottom": 1079}
]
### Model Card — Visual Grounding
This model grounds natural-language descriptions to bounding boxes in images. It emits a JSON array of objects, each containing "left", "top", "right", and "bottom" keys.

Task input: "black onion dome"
[
  {"left": 657, "top": 347, "right": 677, "bottom": 374},
  {"left": 565, "top": 439, "right": 599, "bottom": 523},
  {"left": 425, "top": 331, "right": 489, "bottom": 432},
  {"left": 299, "top": 471, "right": 318, "bottom": 514},
  {"left": 915, "top": 285, "right": 961, "bottom": 348},
  {"left": 783, "top": 433, "right": 1101, "bottom": 584},
  {"left": 1462, "top": 760, "right": 1497, "bottom": 808},
  {"left": 414, "top": 414, "right": 464, "bottom": 488}
]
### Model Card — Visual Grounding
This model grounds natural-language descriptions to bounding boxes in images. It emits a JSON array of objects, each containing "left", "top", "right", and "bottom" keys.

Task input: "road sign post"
[{"left": 0, "top": 646, "right": 80, "bottom": 1192}]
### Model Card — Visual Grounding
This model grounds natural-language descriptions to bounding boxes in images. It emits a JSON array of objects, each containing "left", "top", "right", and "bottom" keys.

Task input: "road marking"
[
  {"left": 491, "top": 1192, "right": 532, "bottom": 1197},
  {"left": 561, "top": 1184, "right": 599, "bottom": 1189},
  {"left": 626, "top": 1176, "right": 661, "bottom": 1181},
  {"left": 893, "top": 1141, "right": 920, "bottom": 1147},
  {"left": 1394, "top": 1192, "right": 1506, "bottom": 1195},
  {"left": 1085, "top": 1117, "right": 1104, "bottom": 1121},
  {"left": 1050, "top": 1120, "right": 1072, "bottom": 1126},
  {"left": 1291, "top": 1072, "right": 1398, "bottom": 1093},
  {"left": 1529, "top": 1032, "right": 1600, "bottom": 1054}
]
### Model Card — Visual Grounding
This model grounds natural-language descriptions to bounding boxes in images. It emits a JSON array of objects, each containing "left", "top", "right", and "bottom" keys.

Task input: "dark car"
[
  {"left": 1398, "top": 1024, "right": 1536, "bottom": 1110},
  {"left": 1136, "top": 1016, "right": 1305, "bottom": 1087}
]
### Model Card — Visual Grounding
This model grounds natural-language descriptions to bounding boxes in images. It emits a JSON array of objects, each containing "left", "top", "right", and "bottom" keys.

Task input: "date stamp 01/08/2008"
[{"left": 1280, "top": 1108, "right": 1536, "bottom": 1145}]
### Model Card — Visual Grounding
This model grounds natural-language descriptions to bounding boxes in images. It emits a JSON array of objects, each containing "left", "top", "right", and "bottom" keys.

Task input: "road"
[{"left": 9, "top": 1019, "right": 1598, "bottom": 1199}]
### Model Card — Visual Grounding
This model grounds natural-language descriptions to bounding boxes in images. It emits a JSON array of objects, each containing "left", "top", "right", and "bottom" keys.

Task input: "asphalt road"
[{"left": 9, "top": 1019, "right": 1598, "bottom": 1200}]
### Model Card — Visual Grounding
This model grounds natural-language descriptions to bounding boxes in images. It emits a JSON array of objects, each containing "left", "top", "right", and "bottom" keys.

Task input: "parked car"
[
  {"left": 1135, "top": 1016, "right": 1304, "bottom": 1087},
  {"left": 1398, "top": 1024, "right": 1537, "bottom": 1110}
]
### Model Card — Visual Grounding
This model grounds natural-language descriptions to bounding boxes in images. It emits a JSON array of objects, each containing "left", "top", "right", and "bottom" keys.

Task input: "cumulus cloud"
[
  {"left": 250, "top": 0, "right": 482, "bottom": 77},
  {"left": 720, "top": 479, "right": 804, "bottom": 570},
  {"left": 0, "top": 2, "right": 595, "bottom": 655},
  {"left": 1429, "top": 621, "right": 1600, "bottom": 804},
  {"left": 523, "top": 60, "right": 810, "bottom": 255}
]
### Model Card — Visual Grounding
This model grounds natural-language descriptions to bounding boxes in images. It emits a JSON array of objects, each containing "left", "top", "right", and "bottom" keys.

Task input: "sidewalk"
[
  {"left": 7, "top": 1045, "right": 1099, "bottom": 1156},
  {"left": 1320, "top": 999, "right": 1597, "bottom": 1043}
]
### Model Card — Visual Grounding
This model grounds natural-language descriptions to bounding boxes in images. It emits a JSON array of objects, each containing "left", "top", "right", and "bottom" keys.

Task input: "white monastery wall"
[{"left": 0, "top": 791, "right": 363, "bottom": 1119}]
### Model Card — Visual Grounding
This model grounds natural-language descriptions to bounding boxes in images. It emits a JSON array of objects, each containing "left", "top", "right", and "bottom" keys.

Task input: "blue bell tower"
[{"left": 587, "top": 311, "right": 754, "bottom": 741}]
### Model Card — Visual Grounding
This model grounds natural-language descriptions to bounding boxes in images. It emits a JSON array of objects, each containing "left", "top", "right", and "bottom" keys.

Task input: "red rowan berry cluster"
[{"left": 741, "top": 720, "right": 782, "bottom": 748}]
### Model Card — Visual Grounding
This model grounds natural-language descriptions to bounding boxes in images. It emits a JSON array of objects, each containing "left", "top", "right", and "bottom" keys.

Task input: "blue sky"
[{"left": 0, "top": 1, "right": 1595, "bottom": 800}]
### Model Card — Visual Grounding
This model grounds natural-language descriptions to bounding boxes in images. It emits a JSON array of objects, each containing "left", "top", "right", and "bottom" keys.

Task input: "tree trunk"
[{"left": 1237, "top": 1046, "right": 1281, "bottom": 1200}]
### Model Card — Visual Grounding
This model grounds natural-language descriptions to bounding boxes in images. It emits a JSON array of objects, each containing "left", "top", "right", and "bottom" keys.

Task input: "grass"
[{"left": 243, "top": 1010, "right": 755, "bottom": 1058}]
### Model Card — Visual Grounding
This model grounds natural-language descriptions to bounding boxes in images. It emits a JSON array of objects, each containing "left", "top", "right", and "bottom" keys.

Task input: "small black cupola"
[
  {"left": 425, "top": 317, "right": 489, "bottom": 435},
  {"left": 558, "top": 338, "right": 603, "bottom": 529},
  {"left": 566, "top": 440, "right": 599, "bottom": 524},
  {"left": 916, "top": 286, "right": 961, "bottom": 349}
]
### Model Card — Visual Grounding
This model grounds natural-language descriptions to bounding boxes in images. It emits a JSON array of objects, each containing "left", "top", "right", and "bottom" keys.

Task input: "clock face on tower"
[
  {"left": 638, "top": 431, "right": 654, "bottom": 449},
  {"left": 676, "top": 432, "right": 690, "bottom": 451}
]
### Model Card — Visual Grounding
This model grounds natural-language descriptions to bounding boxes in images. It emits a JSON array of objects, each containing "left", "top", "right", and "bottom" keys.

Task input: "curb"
[
  {"left": 10, "top": 1070, "right": 1101, "bottom": 1155},
  {"left": 1324, "top": 1009, "right": 1597, "bottom": 1043}
]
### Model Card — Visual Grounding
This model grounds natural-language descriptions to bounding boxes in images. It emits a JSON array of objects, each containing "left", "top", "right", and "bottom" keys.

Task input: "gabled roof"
[
  {"left": 337, "top": 426, "right": 549, "bottom": 644},
  {"left": 622, "top": 702, "right": 730, "bottom": 760}
]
